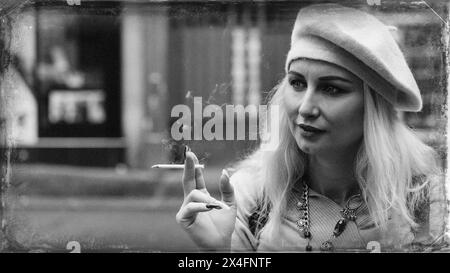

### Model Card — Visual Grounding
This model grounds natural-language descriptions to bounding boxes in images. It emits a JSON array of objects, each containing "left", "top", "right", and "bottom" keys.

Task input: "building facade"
[{"left": 7, "top": 0, "right": 448, "bottom": 168}]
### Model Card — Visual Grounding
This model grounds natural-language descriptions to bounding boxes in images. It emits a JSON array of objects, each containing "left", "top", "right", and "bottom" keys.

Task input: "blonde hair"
[{"left": 234, "top": 77, "right": 441, "bottom": 246}]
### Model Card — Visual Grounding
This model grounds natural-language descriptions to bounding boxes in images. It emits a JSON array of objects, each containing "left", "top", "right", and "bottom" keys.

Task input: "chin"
[{"left": 295, "top": 138, "right": 319, "bottom": 155}]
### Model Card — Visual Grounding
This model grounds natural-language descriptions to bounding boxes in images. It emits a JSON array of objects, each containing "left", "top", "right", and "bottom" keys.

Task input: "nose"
[{"left": 298, "top": 87, "right": 320, "bottom": 119}]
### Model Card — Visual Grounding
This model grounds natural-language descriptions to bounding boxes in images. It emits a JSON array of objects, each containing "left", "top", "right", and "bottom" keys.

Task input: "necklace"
[{"left": 296, "top": 181, "right": 363, "bottom": 252}]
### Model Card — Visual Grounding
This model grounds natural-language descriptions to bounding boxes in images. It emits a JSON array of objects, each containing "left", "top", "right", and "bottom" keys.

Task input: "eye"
[
  {"left": 322, "top": 85, "right": 344, "bottom": 96},
  {"left": 289, "top": 79, "right": 307, "bottom": 91}
]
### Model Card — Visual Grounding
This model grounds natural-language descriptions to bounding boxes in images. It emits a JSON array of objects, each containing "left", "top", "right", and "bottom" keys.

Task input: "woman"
[{"left": 175, "top": 3, "right": 447, "bottom": 252}]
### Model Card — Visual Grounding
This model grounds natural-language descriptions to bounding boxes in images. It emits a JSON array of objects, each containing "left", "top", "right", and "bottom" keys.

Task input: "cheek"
[
  {"left": 282, "top": 90, "right": 301, "bottom": 137},
  {"left": 283, "top": 90, "right": 301, "bottom": 119},
  {"left": 346, "top": 111, "right": 364, "bottom": 139},
  {"left": 329, "top": 98, "right": 364, "bottom": 139}
]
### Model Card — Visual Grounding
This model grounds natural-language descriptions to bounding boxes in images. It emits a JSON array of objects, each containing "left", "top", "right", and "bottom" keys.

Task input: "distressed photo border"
[{"left": 0, "top": 0, "right": 449, "bottom": 253}]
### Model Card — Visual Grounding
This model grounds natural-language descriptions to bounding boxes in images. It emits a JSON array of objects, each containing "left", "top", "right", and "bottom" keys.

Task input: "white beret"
[{"left": 285, "top": 4, "right": 422, "bottom": 112}]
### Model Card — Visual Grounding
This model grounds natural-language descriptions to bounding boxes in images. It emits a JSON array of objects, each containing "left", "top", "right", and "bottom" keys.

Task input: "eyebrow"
[
  {"left": 318, "top": 76, "right": 353, "bottom": 84},
  {"left": 287, "top": 71, "right": 305, "bottom": 79},
  {"left": 288, "top": 71, "right": 353, "bottom": 84}
]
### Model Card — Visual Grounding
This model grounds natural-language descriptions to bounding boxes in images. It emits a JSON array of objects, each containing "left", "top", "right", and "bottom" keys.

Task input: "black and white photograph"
[{"left": 0, "top": 0, "right": 449, "bottom": 258}]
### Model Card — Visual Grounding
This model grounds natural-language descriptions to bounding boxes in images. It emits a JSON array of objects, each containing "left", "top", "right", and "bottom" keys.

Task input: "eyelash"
[
  {"left": 289, "top": 78, "right": 345, "bottom": 96},
  {"left": 289, "top": 79, "right": 307, "bottom": 90},
  {"left": 321, "top": 85, "right": 344, "bottom": 96}
]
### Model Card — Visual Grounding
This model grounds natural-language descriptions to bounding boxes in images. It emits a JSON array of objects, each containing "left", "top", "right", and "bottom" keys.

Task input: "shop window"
[{"left": 35, "top": 6, "right": 121, "bottom": 138}]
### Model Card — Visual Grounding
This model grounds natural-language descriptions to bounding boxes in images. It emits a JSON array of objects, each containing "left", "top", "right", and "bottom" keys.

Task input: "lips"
[
  {"left": 298, "top": 124, "right": 325, "bottom": 133},
  {"left": 297, "top": 123, "right": 326, "bottom": 139}
]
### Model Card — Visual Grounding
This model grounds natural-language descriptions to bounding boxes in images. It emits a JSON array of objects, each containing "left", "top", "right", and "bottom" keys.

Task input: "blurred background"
[{"left": 0, "top": 0, "right": 448, "bottom": 252}]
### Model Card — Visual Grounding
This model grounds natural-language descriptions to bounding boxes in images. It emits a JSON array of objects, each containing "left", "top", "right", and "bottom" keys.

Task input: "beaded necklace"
[{"left": 296, "top": 181, "right": 363, "bottom": 251}]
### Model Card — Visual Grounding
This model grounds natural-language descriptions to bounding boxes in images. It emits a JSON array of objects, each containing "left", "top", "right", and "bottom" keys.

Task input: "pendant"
[
  {"left": 296, "top": 219, "right": 307, "bottom": 228},
  {"left": 303, "top": 230, "right": 311, "bottom": 239},
  {"left": 297, "top": 201, "right": 308, "bottom": 210},
  {"left": 333, "top": 218, "right": 347, "bottom": 237},
  {"left": 297, "top": 200, "right": 307, "bottom": 210},
  {"left": 340, "top": 208, "right": 357, "bottom": 221},
  {"left": 320, "top": 240, "right": 334, "bottom": 251}
]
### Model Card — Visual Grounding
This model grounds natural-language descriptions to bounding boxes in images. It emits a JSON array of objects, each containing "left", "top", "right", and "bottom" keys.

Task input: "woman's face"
[{"left": 284, "top": 58, "right": 364, "bottom": 155}]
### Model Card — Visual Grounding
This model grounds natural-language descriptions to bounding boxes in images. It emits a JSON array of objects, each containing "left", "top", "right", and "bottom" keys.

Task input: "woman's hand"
[{"left": 175, "top": 151, "right": 237, "bottom": 251}]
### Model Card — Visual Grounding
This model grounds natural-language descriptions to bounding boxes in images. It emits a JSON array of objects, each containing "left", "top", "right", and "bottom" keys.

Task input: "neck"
[{"left": 306, "top": 146, "right": 361, "bottom": 207}]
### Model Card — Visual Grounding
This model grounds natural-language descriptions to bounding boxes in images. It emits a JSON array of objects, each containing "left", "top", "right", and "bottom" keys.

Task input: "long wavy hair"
[{"left": 234, "top": 76, "right": 441, "bottom": 246}]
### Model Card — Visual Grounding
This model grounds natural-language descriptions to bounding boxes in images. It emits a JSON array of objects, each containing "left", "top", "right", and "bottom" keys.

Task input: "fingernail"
[
  {"left": 222, "top": 169, "right": 229, "bottom": 178},
  {"left": 184, "top": 145, "right": 191, "bottom": 163},
  {"left": 206, "top": 203, "right": 222, "bottom": 210}
]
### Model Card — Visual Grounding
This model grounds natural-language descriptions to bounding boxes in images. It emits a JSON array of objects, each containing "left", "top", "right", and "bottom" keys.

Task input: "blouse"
[{"left": 229, "top": 169, "right": 447, "bottom": 252}]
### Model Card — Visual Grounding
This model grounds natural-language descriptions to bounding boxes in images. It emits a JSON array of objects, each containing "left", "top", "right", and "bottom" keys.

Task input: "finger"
[
  {"left": 182, "top": 152, "right": 196, "bottom": 196},
  {"left": 176, "top": 202, "right": 212, "bottom": 223},
  {"left": 185, "top": 189, "right": 218, "bottom": 205},
  {"left": 219, "top": 169, "right": 235, "bottom": 206},
  {"left": 190, "top": 152, "right": 207, "bottom": 192},
  {"left": 211, "top": 200, "right": 231, "bottom": 210}
]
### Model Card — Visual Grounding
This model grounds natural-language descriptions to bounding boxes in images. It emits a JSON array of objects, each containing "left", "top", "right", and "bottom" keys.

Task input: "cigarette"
[{"left": 151, "top": 164, "right": 205, "bottom": 169}]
